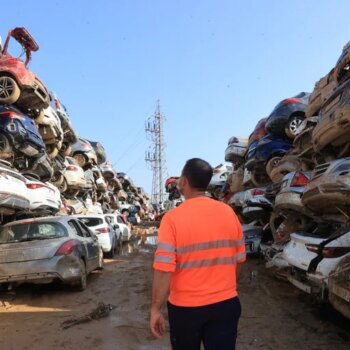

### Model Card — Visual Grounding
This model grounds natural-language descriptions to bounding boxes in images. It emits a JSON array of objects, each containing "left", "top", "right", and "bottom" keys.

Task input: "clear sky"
[{"left": 2, "top": 0, "right": 350, "bottom": 193}]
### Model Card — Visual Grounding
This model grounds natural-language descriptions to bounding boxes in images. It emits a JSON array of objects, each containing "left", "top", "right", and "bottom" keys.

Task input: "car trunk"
[
  {"left": 284, "top": 233, "right": 324, "bottom": 271},
  {"left": 0, "top": 238, "right": 64, "bottom": 263}
]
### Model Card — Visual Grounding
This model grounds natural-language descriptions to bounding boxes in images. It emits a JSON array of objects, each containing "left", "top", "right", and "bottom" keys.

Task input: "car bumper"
[
  {"left": 275, "top": 192, "right": 304, "bottom": 213},
  {"left": 224, "top": 145, "right": 247, "bottom": 162},
  {"left": 0, "top": 254, "right": 82, "bottom": 284},
  {"left": 0, "top": 192, "right": 30, "bottom": 211}
]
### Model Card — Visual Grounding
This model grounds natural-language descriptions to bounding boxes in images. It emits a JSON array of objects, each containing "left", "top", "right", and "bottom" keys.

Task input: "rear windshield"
[
  {"left": 0, "top": 222, "right": 68, "bottom": 244},
  {"left": 78, "top": 217, "right": 103, "bottom": 227}
]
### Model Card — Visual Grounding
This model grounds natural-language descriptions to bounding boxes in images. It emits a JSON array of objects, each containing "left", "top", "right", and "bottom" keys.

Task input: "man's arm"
[{"left": 150, "top": 270, "right": 172, "bottom": 339}]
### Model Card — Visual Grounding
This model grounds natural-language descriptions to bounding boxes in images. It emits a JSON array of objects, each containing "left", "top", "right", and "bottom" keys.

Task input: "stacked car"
[
  {"left": 215, "top": 41, "right": 350, "bottom": 320},
  {"left": 0, "top": 27, "right": 153, "bottom": 292}
]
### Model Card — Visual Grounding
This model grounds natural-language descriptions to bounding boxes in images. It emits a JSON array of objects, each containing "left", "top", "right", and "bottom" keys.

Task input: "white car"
[
  {"left": 105, "top": 213, "right": 131, "bottom": 242},
  {"left": 61, "top": 157, "right": 86, "bottom": 193},
  {"left": 224, "top": 136, "right": 248, "bottom": 165},
  {"left": 0, "top": 161, "right": 30, "bottom": 215},
  {"left": 283, "top": 225, "right": 350, "bottom": 297},
  {"left": 75, "top": 214, "right": 121, "bottom": 258},
  {"left": 208, "top": 162, "right": 234, "bottom": 198},
  {"left": 25, "top": 176, "right": 61, "bottom": 215}
]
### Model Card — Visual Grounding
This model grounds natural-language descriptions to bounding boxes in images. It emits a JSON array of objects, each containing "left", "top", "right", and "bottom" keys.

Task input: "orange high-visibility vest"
[{"left": 153, "top": 196, "right": 246, "bottom": 307}]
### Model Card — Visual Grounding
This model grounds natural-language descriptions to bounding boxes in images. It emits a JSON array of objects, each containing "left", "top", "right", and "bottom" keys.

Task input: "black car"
[
  {"left": 0, "top": 104, "right": 46, "bottom": 158},
  {"left": 265, "top": 92, "right": 310, "bottom": 139}
]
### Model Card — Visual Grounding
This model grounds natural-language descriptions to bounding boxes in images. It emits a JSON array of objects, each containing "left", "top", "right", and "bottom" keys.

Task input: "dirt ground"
[{"left": 0, "top": 240, "right": 350, "bottom": 350}]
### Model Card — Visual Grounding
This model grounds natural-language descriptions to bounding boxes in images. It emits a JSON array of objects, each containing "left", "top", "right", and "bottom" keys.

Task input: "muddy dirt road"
[{"left": 0, "top": 242, "right": 349, "bottom": 350}]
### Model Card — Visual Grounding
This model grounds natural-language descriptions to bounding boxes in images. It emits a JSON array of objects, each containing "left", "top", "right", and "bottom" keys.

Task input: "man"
[{"left": 150, "top": 158, "right": 245, "bottom": 350}]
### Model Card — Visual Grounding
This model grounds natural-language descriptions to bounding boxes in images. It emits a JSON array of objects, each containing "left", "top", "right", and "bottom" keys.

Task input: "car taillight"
[
  {"left": 55, "top": 240, "right": 78, "bottom": 256},
  {"left": 67, "top": 165, "right": 78, "bottom": 171},
  {"left": 26, "top": 183, "right": 45, "bottom": 189},
  {"left": 306, "top": 244, "right": 319, "bottom": 253},
  {"left": 252, "top": 189, "right": 265, "bottom": 196},
  {"left": 213, "top": 169, "right": 221, "bottom": 174},
  {"left": 54, "top": 99, "right": 60, "bottom": 110},
  {"left": 96, "top": 227, "right": 110, "bottom": 234},
  {"left": 322, "top": 247, "right": 350, "bottom": 258},
  {"left": 291, "top": 172, "right": 309, "bottom": 187},
  {"left": 282, "top": 98, "right": 301, "bottom": 105},
  {"left": 0, "top": 111, "right": 18, "bottom": 118}
]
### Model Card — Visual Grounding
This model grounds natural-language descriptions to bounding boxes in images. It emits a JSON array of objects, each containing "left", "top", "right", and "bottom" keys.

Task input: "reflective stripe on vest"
[
  {"left": 176, "top": 252, "right": 246, "bottom": 270},
  {"left": 157, "top": 242, "right": 176, "bottom": 253},
  {"left": 177, "top": 238, "right": 245, "bottom": 255},
  {"left": 154, "top": 255, "right": 173, "bottom": 263}
]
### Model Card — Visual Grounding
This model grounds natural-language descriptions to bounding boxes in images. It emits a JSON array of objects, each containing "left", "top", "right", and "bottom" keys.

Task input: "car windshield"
[
  {"left": 0, "top": 222, "right": 68, "bottom": 244},
  {"left": 79, "top": 217, "right": 103, "bottom": 227}
]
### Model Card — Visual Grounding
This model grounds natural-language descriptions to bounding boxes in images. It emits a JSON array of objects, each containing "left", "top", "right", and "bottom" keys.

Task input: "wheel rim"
[
  {"left": 74, "top": 153, "right": 86, "bottom": 166},
  {"left": 272, "top": 158, "right": 281, "bottom": 167},
  {"left": 289, "top": 117, "right": 304, "bottom": 134},
  {"left": 0, "top": 77, "right": 15, "bottom": 99}
]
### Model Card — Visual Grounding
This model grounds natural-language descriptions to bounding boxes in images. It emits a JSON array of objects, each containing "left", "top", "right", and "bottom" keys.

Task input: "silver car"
[{"left": 0, "top": 216, "right": 103, "bottom": 291}]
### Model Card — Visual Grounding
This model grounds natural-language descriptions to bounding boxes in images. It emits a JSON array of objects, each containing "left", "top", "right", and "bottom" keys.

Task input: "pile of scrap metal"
[
  {"left": 0, "top": 27, "right": 151, "bottom": 222},
  {"left": 217, "top": 41, "right": 350, "bottom": 320}
]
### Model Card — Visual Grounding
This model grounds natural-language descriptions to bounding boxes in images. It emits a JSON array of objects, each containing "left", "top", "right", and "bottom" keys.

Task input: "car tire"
[
  {"left": 59, "top": 179, "right": 68, "bottom": 193},
  {"left": 74, "top": 259, "right": 87, "bottom": 291},
  {"left": 106, "top": 240, "right": 116, "bottom": 259},
  {"left": 62, "top": 144, "right": 72, "bottom": 157},
  {"left": 33, "top": 110, "right": 45, "bottom": 124},
  {"left": 47, "top": 145, "right": 59, "bottom": 160},
  {"left": 266, "top": 156, "right": 282, "bottom": 178},
  {"left": 250, "top": 169, "right": 269, "bottom": 187},
  {"left": 0, "top": 75, "right": 21, "bottom": 105},
  {"left": 52, "top": 173, "right": 64, "bottom": 187},
  {"left": 73, "top": 153, "right": 87, "bottom": 167},
  {"left": 285, "top": 114, "right": 305, "bottom": 139},
  {"left": 115, "top": 237, "right": 122, "bottom": 255},
  {"left": 96, "top": 248, "right": 104, "bottom": 270}
]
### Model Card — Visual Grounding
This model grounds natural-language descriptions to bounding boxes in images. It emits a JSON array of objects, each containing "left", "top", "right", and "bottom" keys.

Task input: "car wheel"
[
  {"left": 58, "top": 178, "right": 68, "bottom": 193},
  {"left": 115, "top": 237, "right": 122, "bottom": 255},
  {"left": 0, "top": 133, "right": 12, "bottom": 158},
  {"left": 106, "top": 240, "right": 116, "bottom": 258},
  {"left": 62, "top": 144, "right": 72, "bottom": 157},
  {"left": 285, "top": 115, "right": 305, "bottom": 139},
  {"left": 73, "top": 153, "right": 87, "bottom": 167},
  {"left": 74, "top": 259, "right": 87, "bottom": 291},
  {"left": 96, "top": 248, "right": 104, "bottom": 270},
  {"left": 266, "top": 156, "right": 282, "bottom": 178},
  {"left": 52, "top": 173, "right": 64, "bottom": 187},
  {"left": 0, "top": 75, "right": 20, "bottom": 105},
  {"left": 47, "top": 145, "right": 59, "bottom": 160},
  {"left": 250, "top": 169, "right": 269, "bottom": 187},
  {"left": 33, "top": 110, "right": 45, "bottom": 124}
]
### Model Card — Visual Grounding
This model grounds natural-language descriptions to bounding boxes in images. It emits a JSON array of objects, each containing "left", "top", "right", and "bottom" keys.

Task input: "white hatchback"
[
  {"left": 283, "top": 225, "right": 350, "bottom": 296},
  {"left": 105, "top": 213, "right": 131, "bottom": 242},
  {"left": 25, "top": 176, "right": 61, "bottom": 215}
]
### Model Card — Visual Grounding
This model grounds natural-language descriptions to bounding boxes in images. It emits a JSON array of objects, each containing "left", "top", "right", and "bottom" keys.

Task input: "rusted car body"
[
  {"left": 0, "top": 27, "right": 49, "bottom": 110},
  {"left": 270, "top": 154, "right": 301, "bottom": 183},
  {"left": 274, "top": 171, "right": 312, "bottom": 215},
  {"left": 312, "top": 79, "right": 350, "bottom": 153},
  {"left": 305, "top": 69, "right": 337, "bottom": 118},
  {"left": 302, "top": 158, "right": 350, "bottom": 214}
]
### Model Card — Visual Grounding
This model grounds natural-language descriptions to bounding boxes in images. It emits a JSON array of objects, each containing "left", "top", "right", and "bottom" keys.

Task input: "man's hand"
[{"left": 150, "top": 307, "right": 166, "bottom": 339}]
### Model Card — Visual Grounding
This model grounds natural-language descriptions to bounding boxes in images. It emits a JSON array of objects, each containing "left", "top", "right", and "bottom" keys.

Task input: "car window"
[
  {"left": 68, "top": 220, "right": 84, "bottom": 237},
  {"left": 79, "top": 217, "right": 103, "bottom": 227},
  {"left": 334, "top": 163, "right": 350, "bottom": 173},
  {"left": 105, "top": 216, "right": 114, "bottom": 225},
  {"left": 117, "top": 216, "right": 126, "bottom": 224},
  {"left": 0, "top": 222, "right": 68, "bottom": 243},
  {"left": 76, "top": 221, "right": 94, "bottom": 238}
]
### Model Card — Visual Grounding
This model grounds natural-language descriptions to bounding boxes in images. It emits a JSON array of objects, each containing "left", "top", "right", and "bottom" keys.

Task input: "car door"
[
  {"left": 67, "top": 219, "right": 89, "bottom": 263},
  {"left": 105, "top": 215, "right": 119, "bottom": 241},
  {"left": 75, "top": 220, "right": 100, "bottom": 271},
  {"left": 117, "top": 215, "right": 129, "bottom": 239}
]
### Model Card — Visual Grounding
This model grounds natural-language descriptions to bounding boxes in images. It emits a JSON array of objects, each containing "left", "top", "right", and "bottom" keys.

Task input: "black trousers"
[{"left": 167, "top": 297, "right": 241, "bottom": 350}]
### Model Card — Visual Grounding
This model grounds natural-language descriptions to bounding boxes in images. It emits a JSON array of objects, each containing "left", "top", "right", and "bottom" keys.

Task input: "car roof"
[{"left": 2, "top": 216, "right": 72, "bottom": 227}]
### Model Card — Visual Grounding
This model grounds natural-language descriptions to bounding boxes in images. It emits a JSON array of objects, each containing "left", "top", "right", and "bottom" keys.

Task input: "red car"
[{"left": 0, "top": 27, "right": 49, "bottom": 111}]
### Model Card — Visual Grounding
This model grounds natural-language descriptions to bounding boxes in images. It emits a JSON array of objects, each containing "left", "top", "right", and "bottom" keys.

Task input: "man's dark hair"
[{"left": 181, "top": 158, "right": 213, "bottom": 190}]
